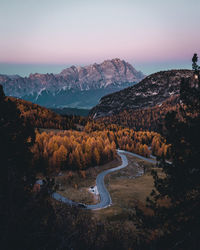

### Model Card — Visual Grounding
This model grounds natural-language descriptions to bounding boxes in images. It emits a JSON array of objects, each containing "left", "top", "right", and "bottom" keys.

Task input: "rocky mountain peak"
[
  {"left": 59, "top": 58, "right": 144, "bottom": 86},
  {"left": 0, "top": 59, "right": 144, "bottom": 108}
]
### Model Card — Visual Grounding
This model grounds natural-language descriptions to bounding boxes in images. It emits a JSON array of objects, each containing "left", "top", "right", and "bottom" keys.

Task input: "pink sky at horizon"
[{"left": 0, "top": 0, "right": 200, "bottom": 74}]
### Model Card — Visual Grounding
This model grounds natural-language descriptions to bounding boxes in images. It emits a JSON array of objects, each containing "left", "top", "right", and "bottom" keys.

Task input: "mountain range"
[{"left": 0, "top": 58, "right": 144, "bottom": 109}]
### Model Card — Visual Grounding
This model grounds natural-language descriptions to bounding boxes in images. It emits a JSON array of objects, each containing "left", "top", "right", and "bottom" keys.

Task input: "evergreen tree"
[
  {"left": 192, "top": 53, "right": 200, "bottom": 74},
  {"left": 0, "top": 86, "right": 57, "bottom": 249},
  {"left": 135, "top": 55, "right": 200, "bottom": 250}
]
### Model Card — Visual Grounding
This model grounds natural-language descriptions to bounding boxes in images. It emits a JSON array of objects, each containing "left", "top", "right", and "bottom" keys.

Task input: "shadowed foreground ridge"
[{"left": 90, "top": 69, "right": 193, "bottom": 118}]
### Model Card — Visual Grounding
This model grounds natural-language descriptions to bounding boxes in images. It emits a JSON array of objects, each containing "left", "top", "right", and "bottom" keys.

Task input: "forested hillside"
[
  {"left": 7, "top": 97, "right": 87, "bottom": 129},
  {"left": 95, "top": 95, "right": 181, "bottom": 132}
]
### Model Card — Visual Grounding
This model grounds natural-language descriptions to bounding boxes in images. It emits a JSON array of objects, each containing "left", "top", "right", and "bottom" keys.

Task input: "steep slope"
[
  {"left": 96, "top": 95, "right": 181, "bottom": 132},
  {"left": 7, "top": 97, "right": 85, "bottom": 130},
  {"left": 0, "top": 59, "right": 144, "bottom": 109},
  {"left": 90, "top": 70, "right": 193, "bottom": 118}
]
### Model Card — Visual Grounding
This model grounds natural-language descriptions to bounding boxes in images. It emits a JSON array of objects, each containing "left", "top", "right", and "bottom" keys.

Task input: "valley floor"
[{"left": 55, "top": 152, "right": 163, "bottom": 221}]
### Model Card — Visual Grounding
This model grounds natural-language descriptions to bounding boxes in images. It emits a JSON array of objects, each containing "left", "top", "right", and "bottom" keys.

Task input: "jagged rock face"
[
  {"left": 90, "top": 70, "right": 193, "bottom": 118},
  {"left": 0, "top": 59, "right": 144, "bottom": 109},
  {"left": 60, "top": 59, "right": 144, "bottom": 88}
]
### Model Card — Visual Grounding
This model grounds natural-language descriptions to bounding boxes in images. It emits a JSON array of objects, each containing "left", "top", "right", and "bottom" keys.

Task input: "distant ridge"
[{"left": 0, "top": 59, "right": 145, "bottom": 109}]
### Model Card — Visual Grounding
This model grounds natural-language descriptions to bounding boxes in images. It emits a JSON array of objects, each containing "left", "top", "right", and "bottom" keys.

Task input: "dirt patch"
[
  {"left": 93, "top": 153, "right": 163, "bottom": 221},
  {"left": 55, "top": 157, "right": 121, "bottom": 204},
  {"left": 55, "top": 152, "right": 164, "bottom": 223}
]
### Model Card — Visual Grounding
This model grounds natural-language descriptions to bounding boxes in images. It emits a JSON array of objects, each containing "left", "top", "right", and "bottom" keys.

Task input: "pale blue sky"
[{"left": 0, "top": 0, "right": 199, "bottom": 75}]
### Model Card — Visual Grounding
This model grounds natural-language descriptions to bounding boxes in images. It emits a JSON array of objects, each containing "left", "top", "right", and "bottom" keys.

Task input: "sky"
[{"left": 0, "top": 0, "right": 200, "bottom": 76}]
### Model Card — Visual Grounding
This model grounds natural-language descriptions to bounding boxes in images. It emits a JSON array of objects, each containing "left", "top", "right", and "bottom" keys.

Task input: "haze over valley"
[{"left": 0, "top": 58, "right": 144, "bottom": 109}]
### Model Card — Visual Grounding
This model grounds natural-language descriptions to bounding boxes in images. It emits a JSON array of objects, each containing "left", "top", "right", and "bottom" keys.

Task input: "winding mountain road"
[
  {"left": 52, "top": 150, "right": 156, "bottom": 210},
  {"left": 118, "top": 149, "right": 156, "bottom": 164}
]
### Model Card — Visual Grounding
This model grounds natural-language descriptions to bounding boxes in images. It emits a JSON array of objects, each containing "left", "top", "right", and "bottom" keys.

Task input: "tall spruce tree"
[
  {"left": 135, "top": 54, "right": 200, "bottom": 250},
  {"left": 0, "top": 85, "right": 36, "bottom": 248},
  {"left": 0, "top": 86, "right": 59, "bottom": 249}
]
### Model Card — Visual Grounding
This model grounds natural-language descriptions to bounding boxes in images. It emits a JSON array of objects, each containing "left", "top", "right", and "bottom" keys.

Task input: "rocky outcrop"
[
  {"left": 0, "top": 59, "right": 144, "bottom": 108},
  {"left": 90, "top": 70, "right": 193, "bottom": 118}
]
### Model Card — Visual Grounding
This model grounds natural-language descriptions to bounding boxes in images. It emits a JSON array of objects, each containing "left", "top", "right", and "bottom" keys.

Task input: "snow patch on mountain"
[{"left": 0, "top": 59, "right": 145, "bottom": 108}]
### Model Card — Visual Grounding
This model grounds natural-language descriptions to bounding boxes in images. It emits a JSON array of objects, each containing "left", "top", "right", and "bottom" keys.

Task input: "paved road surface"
[
  {"left": 86, "top": 151, "right": 128, "bottom": 209},
  {"left": 118, "top": 149, "right": 156, "bottom": 164},
  {"left": 52, "top": 149, "right": 156, "bottom": 210}
]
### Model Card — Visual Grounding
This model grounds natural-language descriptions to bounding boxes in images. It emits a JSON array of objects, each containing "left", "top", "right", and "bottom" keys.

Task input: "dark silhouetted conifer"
[{"left": 135, "top": 55, "right": 200, "bottom": 250}]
